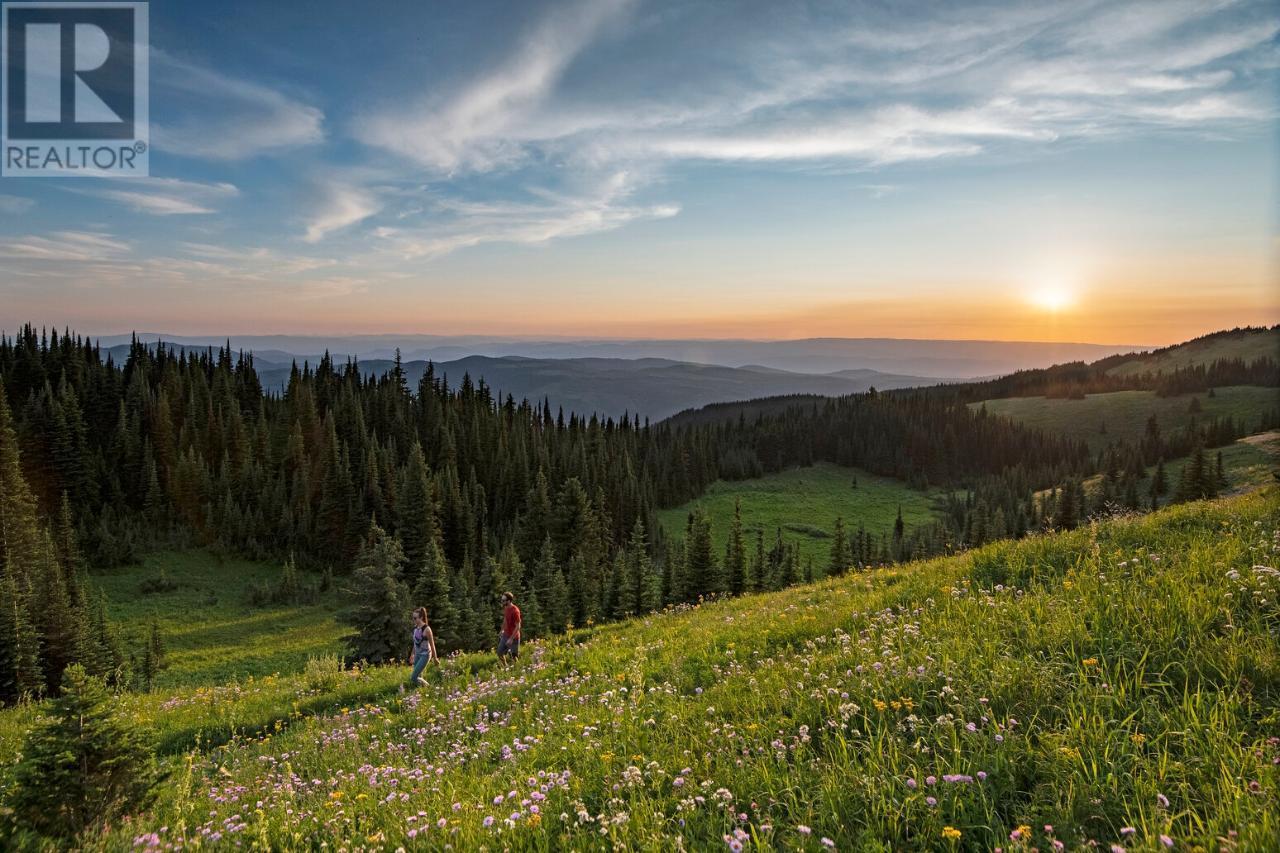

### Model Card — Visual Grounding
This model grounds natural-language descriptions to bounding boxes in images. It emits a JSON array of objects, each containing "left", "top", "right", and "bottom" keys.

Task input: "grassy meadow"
[
  {"left": 3, "top": 488, "right": 1278, "bottom": 850},
  {"left": 972, "top": 386, "right": 1277, "bottom": 454},
  {"left": 654, "top": 462, "right": 943, "bottom": 566},
  {"left": 93, "top": 551, "right": 351, "bottom": 690}
]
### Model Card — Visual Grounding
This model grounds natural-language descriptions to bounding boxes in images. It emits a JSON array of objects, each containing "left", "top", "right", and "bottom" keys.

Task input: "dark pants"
[{"left": 497, "top": 633, "right": 520, "bottom": 659}]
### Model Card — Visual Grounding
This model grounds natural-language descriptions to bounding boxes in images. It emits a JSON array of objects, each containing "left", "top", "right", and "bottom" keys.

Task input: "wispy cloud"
[
  {"left": 341, "top": 0, "right": 1276, "bottom": 264},
  {"left": 369, "top": 170, "right": 677, "bottom": 260},
  {"left": 79, "top": 178, "right": 239, "bottom": 216},
  {"left": 0, "top": 194, "right": 35, "bottom": 215},
  {"left": 357, "top": 0, "right": 634, "bottom": 172},
  {"left": 302, "top": 182, "right": 383, "bottom": 243},
  {"left": 0, "top": 230, "right": 130, "bottom": 261},
  {"left": 152, "top": 52, "right": 325, "bottom": 161}
]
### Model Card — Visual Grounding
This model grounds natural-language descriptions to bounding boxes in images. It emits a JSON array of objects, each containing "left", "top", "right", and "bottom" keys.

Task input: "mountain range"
[{"left": 85, "top": 334, "right": 1151, "bottom": 422}]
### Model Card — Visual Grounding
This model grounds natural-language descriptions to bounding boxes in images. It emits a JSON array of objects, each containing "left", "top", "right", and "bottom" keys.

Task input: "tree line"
[{"left": 0, "top": 323, "right": 1269, "bottom": 690}]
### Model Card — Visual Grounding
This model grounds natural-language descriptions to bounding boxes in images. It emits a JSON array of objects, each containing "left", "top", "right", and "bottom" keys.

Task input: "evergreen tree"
[
  {"left": 343, "top": 522, "right": 411, "bottom": 664},
  {"left": 1054, "top": 480, "right": 1080, "bottom": 530},
  {"left": 411, "top": 538, "right": 456, "bottom": 650},
  {"left": 631, "top": 519, "right": 662, "bottom": 614},
  {"left": 684, "top": 508, "right": 717, "bottom": 599},
  {"left": 9, "top": 664, "right": 159, "bottom": 840},
  {"left": 725, "top": 500, "right": 746, "bottom": 595},
  {"left": 828, "top": 517, "right": 851, "bottom": 576},
  {"left": 34, "top": 531, "right": 77, "bottom": 691},
  {"left": 534, "top": 536, "right": 571, "bottom": 632},
  {"left": 397, "top": 443, "right": 440, "bottom": 574}
]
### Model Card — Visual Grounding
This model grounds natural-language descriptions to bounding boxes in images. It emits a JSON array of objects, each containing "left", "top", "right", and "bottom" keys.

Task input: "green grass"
[
  {"left": 3, "top": 488, "right": 1276, "bottom": 851},
  {"left": 1106, "top": 327, "right": 1279, "bottom": 377},
  {"left": 973, "top": 386, "right": 1278, "bottom": 453},
  {"left": 654, "top": 462, "right": 943, "bottom": 566},
  {"left": 90, "top": 551, "right": 351, "bottom": 689}
]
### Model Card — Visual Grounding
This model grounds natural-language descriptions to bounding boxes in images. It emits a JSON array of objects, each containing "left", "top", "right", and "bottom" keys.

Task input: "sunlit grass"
[{"left": 2, "top": 489, "right": 1277, "bottom": 850}]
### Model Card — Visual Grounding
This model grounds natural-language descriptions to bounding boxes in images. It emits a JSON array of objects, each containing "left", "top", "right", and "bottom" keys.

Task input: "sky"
[{"left": 1, "top": 0, "right": 1277, "bottom": 345}]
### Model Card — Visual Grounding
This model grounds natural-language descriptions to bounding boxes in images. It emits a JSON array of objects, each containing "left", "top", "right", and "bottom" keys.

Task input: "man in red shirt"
[{"left": 498, "top": 591, "right": 522, "bottom": 665}]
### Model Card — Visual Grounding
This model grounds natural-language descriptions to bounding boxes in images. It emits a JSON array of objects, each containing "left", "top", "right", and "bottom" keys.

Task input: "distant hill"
[
  {"left": 1103, "top": 326, "right": 1278, "bottom": 377},
  {"left": 98, "top": 347, "right": 944, "bottom": 421},
  {"left": 341, "top": 356, "right": 945, "bottom": 422},
  {"left": 92, "top": 333, "right": 1142, "bottom": 379}
]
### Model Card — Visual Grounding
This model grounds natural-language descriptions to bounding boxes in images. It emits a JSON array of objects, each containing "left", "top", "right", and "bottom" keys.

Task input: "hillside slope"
[
  {"left": 3, "top": 489, "right": 1277, "bottom": 850},
  {"left": 1105, "top": 327, "right": 1278, "bottom": 377}
]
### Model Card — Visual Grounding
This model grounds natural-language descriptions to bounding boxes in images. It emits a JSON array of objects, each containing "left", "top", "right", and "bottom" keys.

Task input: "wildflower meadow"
[{"left": 2, "top": 489, "right": 1277, "bottom": 850}]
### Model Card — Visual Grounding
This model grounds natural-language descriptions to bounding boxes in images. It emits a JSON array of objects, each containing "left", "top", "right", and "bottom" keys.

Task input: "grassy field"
[
  {"left": 973, "top": 385, "right": 1277, "bottom": 453},
  {"left": 654, "top": 462, "right": 943, "bottom": 566},
  {"left": 91, "top": 551, "right": 351, "bottom": 689},
  {"left": 1106, "top": 327, "right": 1278, "bottom": 377},
  {"left": 3, "top": 488, "right": 1276, "bottom": 850}
]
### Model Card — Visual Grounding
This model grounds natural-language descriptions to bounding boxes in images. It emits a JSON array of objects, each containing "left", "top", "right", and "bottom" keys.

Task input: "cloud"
[
  {"left": 357, "top": 0, "right": 1276, "bottom": 185},
  {"left": 358, "top": 0, "right": 634, "bottom": 172},
  {"left": 303, "top": 183, "right": 383, "bottom": 243},
  {"left": 369, "top": 170, "right": 677, "bottom": 260},
  {"left": 151, "top": 52, "right": 325, "bottom": 160},
  {"left": 0, "top": 231, "right": 130, "bottom": 261},
  {"left": 81, "top": 178, "right": 239, "bottom": 216},
  {"left": 0, "top": 194, "right": 35, "bottom": 214}
]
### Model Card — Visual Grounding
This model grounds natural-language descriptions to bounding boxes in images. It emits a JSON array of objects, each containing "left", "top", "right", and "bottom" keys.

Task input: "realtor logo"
[{"left": 2, "top": 1, "right": 148, "bottom": 176}]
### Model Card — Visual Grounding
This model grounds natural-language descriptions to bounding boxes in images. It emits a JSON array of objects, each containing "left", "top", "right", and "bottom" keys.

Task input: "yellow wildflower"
[{"left": 942, "top": 826, "right": 962, "bottom": 841}]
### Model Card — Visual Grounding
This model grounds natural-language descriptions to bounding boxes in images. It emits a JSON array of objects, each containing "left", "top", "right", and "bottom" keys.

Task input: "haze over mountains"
[
  {"left": 89, "top": 334, "right": 1146, "bottom": 421},
  {"left": 95, "top": 335, "right": 1138, "bottom": 377}
]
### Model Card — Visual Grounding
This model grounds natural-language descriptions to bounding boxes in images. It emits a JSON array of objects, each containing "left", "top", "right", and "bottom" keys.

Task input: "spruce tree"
[
  {"left": 535, "top": 536, "right": 571, "bottom": 633},
  {"left": 411, "top": 539, "right": 456, "bottom": 650},
  {"left": 828, "top": 517, "right": 851, "bottom": 576},
  {"left": 631, "top": 519, "right": 662, "bottom": 614},
  {"left": 684, "top": 508, "right": 717, "bottom": 599},
  {"left": 0, "top": 383, "right": 42, "bottom": 575},
  {"left": 10, "top": 664, "right": 159, "bottom": 839},
  {"left": 725, "top": 500, "right": 746, "bottom": 595},
  {"left": 397, "top": 443, "right": 440, "bottom": 574},
  {"left": 343, "top": 522, "right": 411, "bottom": 664}
]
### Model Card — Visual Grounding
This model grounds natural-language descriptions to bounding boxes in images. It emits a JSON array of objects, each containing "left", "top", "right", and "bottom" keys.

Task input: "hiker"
[
  {"left": 497, "top": 592, "right": 521, "bottom": 665},
  {"left": 405, "top": 606, "right": 437, "bottom": 690}
]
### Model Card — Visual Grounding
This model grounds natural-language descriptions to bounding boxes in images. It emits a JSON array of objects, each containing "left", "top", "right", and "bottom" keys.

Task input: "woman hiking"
[{"left": 404, "top": 606, "right": 438, "bottom": 691}]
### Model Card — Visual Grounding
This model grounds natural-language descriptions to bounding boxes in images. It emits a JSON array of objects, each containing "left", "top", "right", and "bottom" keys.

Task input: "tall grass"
[{"left": 2, "top": 489, "right": 1276, "bottom": 851}]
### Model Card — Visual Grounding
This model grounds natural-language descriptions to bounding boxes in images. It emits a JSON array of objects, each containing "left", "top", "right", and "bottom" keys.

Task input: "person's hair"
[
  {"left": 502, "top": 591, "right": 514, "bottom": 603},
  {"left": 413, "top": 606, "right": 428, "bottom": 624}
]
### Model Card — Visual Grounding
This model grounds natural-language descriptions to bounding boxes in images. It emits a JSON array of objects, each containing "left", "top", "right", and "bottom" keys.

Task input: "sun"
[{"left": 1029, "top": 282, "right": 1076, "bottom": 313}]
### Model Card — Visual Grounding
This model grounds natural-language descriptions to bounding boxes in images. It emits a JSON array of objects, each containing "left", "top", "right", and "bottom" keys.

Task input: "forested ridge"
[{"left": 0, "top": 323, "right": 1274, "bottom": 701}]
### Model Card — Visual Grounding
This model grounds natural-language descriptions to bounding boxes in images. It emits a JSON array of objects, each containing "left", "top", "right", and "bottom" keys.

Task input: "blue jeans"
[{"left": 409, "top": 652, "right": 431, "bottom": 686}]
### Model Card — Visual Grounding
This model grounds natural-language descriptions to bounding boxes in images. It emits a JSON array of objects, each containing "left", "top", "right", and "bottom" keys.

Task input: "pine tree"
[
  {"left": 0, "top": 567, "right": 42, "bottom": 702},
  {"left": 343, "top": 522, "right": 411, "bottom": 664},
  {"left": 725, "top": 500, "right": 746, "bottom": 595},
  {"left": 9, "top": 664, "right": 159, "bottom": 839},
  {"left": 535, "top": 536, "right": 570, "bottom": 633},
  {"left": 397, "top": 443, "right": 440, "bottom": 575},
  {"left": 604, "top": 551, "right": 625, "bottom": 620},
  {"left": 631, "top": 519, "right": 662, "bottom": 614},
  {"left": 34, "top": 531, "right": 77, "bottom": 692},
  {"left": 1054, "top": 480, "right": 1079, "bottom": 529},
  {"left": 411, "top": 538, "right": 456, "bottom": 650},
  {"left": 1153, "top": 458, "right": 1168, "bottom": 496},
  {"left": 684, "top": 508, "right": 717, "bottom": 599},
  {"left": 0, "top": 383, "right": 42, "bottom": 574},
  {"left": 828, "top": 517, "right": 851, "bottom": 576}
]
